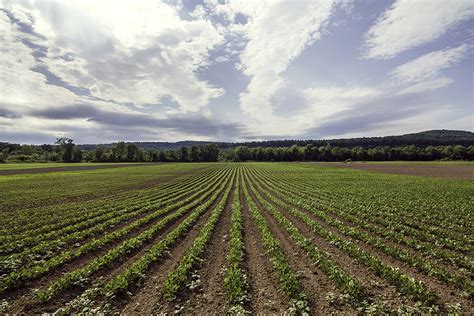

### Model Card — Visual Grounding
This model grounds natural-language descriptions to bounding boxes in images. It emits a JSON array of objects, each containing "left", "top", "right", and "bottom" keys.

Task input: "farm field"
[
  {"left": 0, "top": 163, "right": 151, "bottom": 176},
  {"left": 0, "top": 163, "right": 472, "bottom": 314},
  {"left": 0, "top": 162, "right": 126, "bottom": 170},
  {"left": 318, "top": 161, "right": 474, "bottom": 179}
]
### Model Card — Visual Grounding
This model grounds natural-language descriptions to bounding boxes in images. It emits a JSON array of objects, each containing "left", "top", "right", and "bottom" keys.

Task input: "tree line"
[
  {"left": 0, "top": 139, "right": 220, "bottom": 163},
  {"left": 1, "top": 138, "right": 473, "bottom": 163}
]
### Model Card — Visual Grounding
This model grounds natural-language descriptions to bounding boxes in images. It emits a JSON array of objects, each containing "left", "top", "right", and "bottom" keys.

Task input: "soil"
[
  {"left": 0, "top": 163, "right": 157, "bottom": 176},
  {"left": 240, "top": 190, "right": 289, "bottom": 314},
  {"left": 249, "top": 173, "right": 473, "bottom": 311},
  {"left": 318, "top": 162, "right": 474, "bottom": 179},
  {"left": 168, "top": 180, "right": 235, "bottom": 314},
  {"left": 244, "top": 177, "right": 355, "bottom": 314},
  {"left": 114, "top": 180, "right": 233, "bottom": 315},
  {"left": 2, "top": 165, "right": 472, "bottom": 315}
]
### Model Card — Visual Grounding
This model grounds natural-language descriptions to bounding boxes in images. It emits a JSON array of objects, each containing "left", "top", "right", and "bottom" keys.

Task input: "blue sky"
[{"left": 0, "top": 0, "right": 473, "bottom": 144}]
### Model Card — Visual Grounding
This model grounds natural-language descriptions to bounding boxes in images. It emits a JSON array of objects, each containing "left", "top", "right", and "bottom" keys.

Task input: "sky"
[{"left": 0, "top": 0, "right": 473, "bottom": 144}]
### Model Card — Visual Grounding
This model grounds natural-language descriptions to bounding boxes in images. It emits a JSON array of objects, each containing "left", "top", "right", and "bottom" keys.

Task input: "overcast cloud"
[{"left": 0, "top": 0, "right": 473, "bottom": 144}]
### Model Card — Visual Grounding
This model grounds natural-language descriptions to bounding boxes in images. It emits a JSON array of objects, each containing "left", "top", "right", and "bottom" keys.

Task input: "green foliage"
[
  {"left": 1, "top": 162, "right": 472, "bottom": 314},
  {"left": 223, "top": 174, "right": 249, "bottom": 312}
]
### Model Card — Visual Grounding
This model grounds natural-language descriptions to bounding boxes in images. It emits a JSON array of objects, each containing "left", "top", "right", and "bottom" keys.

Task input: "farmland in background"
[{"left": 0, "top": 162, "right": 472, "bottom": 314}]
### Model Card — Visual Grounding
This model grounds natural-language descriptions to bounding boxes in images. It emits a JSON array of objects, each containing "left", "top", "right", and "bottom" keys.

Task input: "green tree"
[
  {"left": 178, "top": 146, "right": 189, "bottom": 162},
  {"left": 127, "top": 144, "right": 139, "bottom": 161},
  {"left": 235, "top": 146, "right": 251, "bottom": 162},
  {"left": 190, "top": 146, "right": 199, "bottom": 162},
  {"left": 55, "top": 137, "right": 75, "bottom": 162},
  {"left": 72, "top": 146, "right": 83, "bottom": 162},
  {"left": 200, "top": 144, "right": 219, "bottom": 162},
  {"left": 303, "top": 144, "right": 313, "bottom": 160},
  {"left": 112, "top": 141, "right": 127, "bottom": 162}
]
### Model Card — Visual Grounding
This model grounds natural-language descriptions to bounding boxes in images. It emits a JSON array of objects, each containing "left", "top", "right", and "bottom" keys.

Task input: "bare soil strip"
[
  {"left": 318, "top": 162, "right": 474, "bottom": 179},
  {"left": 115, "top": 175, "right": 233, "bottom": 315},
  {"left": 250, "top": 181, "right": 414, "bottom": 310},
  {"left": 169, "top": 181, "right": 235, "bottom": 314},
  {"left": 5, "top": 171, "right": 225, "bottom": 313},
  {"left": 239, "top": 189, "right": 288, "bottom": 314},
  {"left": 0, "top": 163, "right": 157, "bottom": 176},
  {"left": 244, "top": 177, "right": 354, "bottom": 314}
]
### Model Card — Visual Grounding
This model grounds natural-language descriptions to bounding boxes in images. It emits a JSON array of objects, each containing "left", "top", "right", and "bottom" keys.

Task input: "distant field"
[
  {"left": 0, "top": 163, "right": 472, "bottom": 314},
  {"left": 0, "top": 163, "right": 154, "bottom": 176},
  {"left": 0, "top": 162, "right": 141, "bottom": 171},
  {"left": 0, "top": 163, "right": 93, "bottom": 170},
  {"left": 358, "top": 161, "right": 474, "bottom": 166},
  {"left": 317, "top": 161, "right": 474, "bottom": 179}
]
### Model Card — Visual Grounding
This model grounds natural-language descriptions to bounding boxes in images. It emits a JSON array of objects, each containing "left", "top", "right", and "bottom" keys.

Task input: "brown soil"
[
  {"left": 318, "top": 162, "right": 474, "bottom": 179},
  {"left": 244, "top": 177, "right": 356, "bottom": 314},
  {"left": 239, "top": 189, "right": 289, "bottom": 314},
  {"left": 2, "top": 165, "right": 471, "bottom": 315},
  {"left": 167, "top": 181, "right": 235, "bottom": 314},
  {"left": 4, "top": 174, "right": 225, "bottom": 314},
  {"left": 0, "top": 163, "right": 157, "bottom": 176},
  {"left": 16, "top": 174, "right": 222, "bottom": 262},
  {"left": 259, "top": 185, "right": 473, "bottom": 309},
  {"left": 249, "top": 174, "right": 472, "bottom": 309},
  {"left": 112, "top": 175, "right": 233, "bottom": 315},
  {"left": 251, "top": 182, "right": 413, "bottom": 308},
  {"left": 294, "top": 203, "right": 471, "bottom": 307},
  {"left": 6, "top": 196, "right": 199, "bottom": 314}
]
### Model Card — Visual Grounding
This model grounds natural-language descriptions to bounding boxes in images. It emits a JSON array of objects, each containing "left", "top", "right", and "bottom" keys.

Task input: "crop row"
[
  {"left": 242, "top": 168, "right": 366, "bottom": 305},
  {"left": 240, "top": 169, "right": 310, "bottom": 315},
  {"left": 102, "top": 168, "right": 236, "bottom": 298},
  {"left": 0, "top": 168, "right": 231, "bottom": 293},
  {"left": 0, "top": 168, "right": 225, "bottom": 273},
  {"left": 267, "top": 165, "right": 471, "bottom": 247},
  {"left": 0, "top": 167, "right": 219, "bottom": 251},
  {"left": 254, "top": 167, "right": 473, "bottom": 275},
  {"left": 162, "top": 170, "right": 237, "bottom": 299},
  {"left": 0, "top": 164, "right": 213, "bottom": 235},
  {"left": 36, "top": 167, "right": 233, "bottom": 302},
  {"left": 223, "top": 172, "right": 249, "bottom": 314},
  {"left": 291, "top": 163, "right": 472, "bottom": 234},
  {"left": 258, "top": 165, "right": 472, "bottom": 262},
  {"left": 246, "top": 168, "right": 439, "bottom": 304}
]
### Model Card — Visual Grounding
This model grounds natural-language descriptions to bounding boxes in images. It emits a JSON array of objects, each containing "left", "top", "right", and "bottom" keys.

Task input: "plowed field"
[{"left": 0, "top": 163, "right": 472, "bottom": 314}]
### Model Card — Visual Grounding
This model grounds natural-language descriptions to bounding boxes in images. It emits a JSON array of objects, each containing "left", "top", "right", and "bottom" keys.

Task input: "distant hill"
[
  {"left": 78, "top": 141, "right": 228, "bottom": 151},
  {"left": 234, "top": 130, "right": 474, "bottom": 148},
  {"left": 77, "top": 129, "right": 474, "bottom": 150}
]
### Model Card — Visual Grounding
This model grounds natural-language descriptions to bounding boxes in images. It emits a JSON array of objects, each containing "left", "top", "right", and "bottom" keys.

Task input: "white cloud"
[
  {"left": 239, "top": 0, "right": 337, "bottom": 120},
  {"left": 395, "top": 77, "right": 454, "bottom": 95},
  {"left": 203, "top": 0, "right": 338, "bottom": 121},
  {"left": 364, "top": 0, "right": 474, "bottom": 59},
  {"left": 0, "top": 1, "right": 234, "bottom": 142},
  {"left": 390, "top": 45, "right": 471, "bottom": 84},
  {"left": 304, "top": 86, "right": 380, "bottom": 119},
  {"left": 1, "top": 0, "right": 226, "bottom": 114}
]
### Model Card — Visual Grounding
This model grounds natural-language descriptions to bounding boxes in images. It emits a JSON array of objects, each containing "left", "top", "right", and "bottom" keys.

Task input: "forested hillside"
[
  {"left": 1, "top": 130, "right": 473, "bottom": 163},
  {"left": 75, "top": 130, "right": 474, "bottom": 151}
]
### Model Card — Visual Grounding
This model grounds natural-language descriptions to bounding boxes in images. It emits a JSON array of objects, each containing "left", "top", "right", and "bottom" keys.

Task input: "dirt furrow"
[
  {"left": 294, "top": 199, "right": 472, "bottom": 308},
  {"left": 243, "top": 178, "right": 353, "bottom": 314},
  {"left": 115, "top": 174, "right": 233, "bottom": 315},
  {"left": 166, "top": 179, "right": 235, "bottom": 314},
  {"left": 4, "top": 179, "right": 223, "bottom": 314},
  {"left": 239, "top": 188, "right": 288, "bottom": 314}
]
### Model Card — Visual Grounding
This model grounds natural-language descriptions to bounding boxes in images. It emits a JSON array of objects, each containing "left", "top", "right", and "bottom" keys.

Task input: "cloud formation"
[
  {"left": 390, "top": 44, "right": 472, "bottom": 84},
  {"left": 0, "top": 0, "right": 472, "bottom": 143},
  {"left": 364, "top": 0, "right": 474, "bottom": 59}
]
